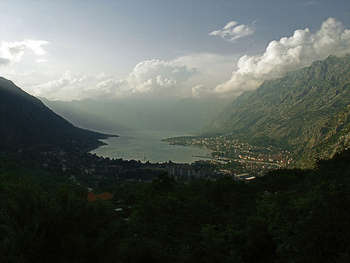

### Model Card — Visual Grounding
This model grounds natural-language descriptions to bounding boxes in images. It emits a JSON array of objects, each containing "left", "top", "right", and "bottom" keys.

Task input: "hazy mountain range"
[{"left": 42, "top": 97, "right": 228, "bottom": 134}]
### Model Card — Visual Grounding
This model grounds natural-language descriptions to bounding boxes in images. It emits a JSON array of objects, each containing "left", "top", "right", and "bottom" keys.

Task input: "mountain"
[
  {"left": 40, "top": 98, "right": 129, "bottom": 134},
  {"left": 0, "top": 77, "right": 111, "bottom": 152},
  {"left": 43, "top": 97, "right": 228, "bottom": 134},
  {"left": 207, "top": 55, "right": 350, "bottom": 167}
]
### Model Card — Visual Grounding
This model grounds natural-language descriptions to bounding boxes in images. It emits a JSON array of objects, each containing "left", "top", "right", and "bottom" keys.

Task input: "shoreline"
[{"left": 90, "top": 130, "right": 213, "bottom": 164}]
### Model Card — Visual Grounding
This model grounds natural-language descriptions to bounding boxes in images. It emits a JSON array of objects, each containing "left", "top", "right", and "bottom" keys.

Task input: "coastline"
[{"left": 90, "top": 130, "right": 212, "bottom": 163}]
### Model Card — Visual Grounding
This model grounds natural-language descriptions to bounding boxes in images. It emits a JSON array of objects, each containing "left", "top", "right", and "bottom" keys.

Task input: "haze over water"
[{"left": 90, "top": 130, "right": 212, "bottom": 163}]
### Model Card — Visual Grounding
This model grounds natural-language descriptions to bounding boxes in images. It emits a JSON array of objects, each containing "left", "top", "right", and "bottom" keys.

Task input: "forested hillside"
[
  {"left": 208, "top": 55, "right": 350, "bottom": 166},
  {"left": 1, "top": 150, "right": 350, "bottom": 262}
]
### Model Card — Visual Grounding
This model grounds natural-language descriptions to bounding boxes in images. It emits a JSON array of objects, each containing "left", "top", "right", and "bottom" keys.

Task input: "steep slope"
[
  {"left": 208, "top": 55, "right": 350, "bottom": 166},
  {"left": 0, "top": 77, "right": 110, "bottom": 152}
]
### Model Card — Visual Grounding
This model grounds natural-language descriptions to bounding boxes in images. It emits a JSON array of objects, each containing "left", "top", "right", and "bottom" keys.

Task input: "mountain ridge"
[
  {"left": 0, "top": 77, "right": 114, "bottom": 152},
  {"left": 207, "top": 55, "right": 350, "bottom": 166}
]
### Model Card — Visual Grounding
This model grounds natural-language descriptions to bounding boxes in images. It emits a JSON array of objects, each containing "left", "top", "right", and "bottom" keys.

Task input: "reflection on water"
[{"left": 90, "top": 130, "right": 212, "bottom": 163}]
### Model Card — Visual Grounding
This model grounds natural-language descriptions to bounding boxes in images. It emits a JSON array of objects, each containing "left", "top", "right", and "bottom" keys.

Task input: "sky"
[{"left": 0, "top": 0, "right": 350, "bottom": 100}]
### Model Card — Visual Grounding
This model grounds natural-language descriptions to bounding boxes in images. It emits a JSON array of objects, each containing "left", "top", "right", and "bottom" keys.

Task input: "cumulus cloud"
[
  {"left": 0, "top": 39, "right": 49, "bottom": 65},
  {"left": 209, "top": 21, "right": 255, "bottom": 42},
  {"left": 30, "top": 59, "right": 197, "bottom": 100},
  {"left": 17, "top": 18, "right": 350, "bottom": 100},
  {"left": 30, "top": 71, "right": 84, "bottom": 100},
  {"left": 215, "top": 18, "right": 350, "bottom": 96},
  {"left": 28, "top": 52, "right": 240, "bottom": 100},
  {"left": 126, "top": 59, "right": 196, "bottom": 96},
  {"left": 173, "top": 53, "right": 237, "bottom": 95},
  {"left": 29, "top": 71, "right": 124, "bottom": 101}
]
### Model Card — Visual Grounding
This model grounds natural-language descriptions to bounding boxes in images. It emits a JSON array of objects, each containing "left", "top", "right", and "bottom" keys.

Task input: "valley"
[
  {"left": 163, "top": 55, "right": 350, "bottom": 169},
  {"left": 1, "top": 4, "right": 350, "bottom": 261}
]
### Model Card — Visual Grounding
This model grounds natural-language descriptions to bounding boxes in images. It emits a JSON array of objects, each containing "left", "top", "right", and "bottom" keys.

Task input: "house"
[{"left": 87, "top": 192, "right": 114, "bottom": 202}]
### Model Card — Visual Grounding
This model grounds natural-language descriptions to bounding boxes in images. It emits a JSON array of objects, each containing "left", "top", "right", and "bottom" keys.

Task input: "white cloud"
[
  {"left": 173, "top": 53, "right": 236, "bottom": 80},
  {"left": 30, "top": 59, "right": 197, "bottom": 100},
  {"left": 209, "top": 21, "right": 255, "bottom": 42},
  {"left": 27, "top": 52, "right": 239, "bottom": 100},
  {"left": 173, "top": 53, "right": 237, "bottom": 98},
  {"left": 13, "top": 18, "right": 350, "bottom": 101},
  {"left": 216, "top": 18, "right": 350, "bottom": 96},
  {"left": 29, "top": 71, "right": 121, "bottom": 101},
  {"left": 0, "top": 39, "right": 49, "bottom": 65},
  {"left": 126, "top": 59, "right": 196, "bottom": 96}
]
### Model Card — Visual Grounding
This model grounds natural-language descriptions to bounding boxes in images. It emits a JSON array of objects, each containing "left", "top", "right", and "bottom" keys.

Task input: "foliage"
[{"left": 2, "top": 150, "right": 350, "bottom": 262}]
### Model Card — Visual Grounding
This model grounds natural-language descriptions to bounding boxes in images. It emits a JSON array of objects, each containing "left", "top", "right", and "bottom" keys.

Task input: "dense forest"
[{"left": 1, "top": 150, "right": 350, "bottom": 263}]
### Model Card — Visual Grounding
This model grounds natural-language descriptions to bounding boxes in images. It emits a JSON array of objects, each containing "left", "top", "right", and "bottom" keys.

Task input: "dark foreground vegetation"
[{"left": 1, "top": 150, "right": 350, "bottom": 263}]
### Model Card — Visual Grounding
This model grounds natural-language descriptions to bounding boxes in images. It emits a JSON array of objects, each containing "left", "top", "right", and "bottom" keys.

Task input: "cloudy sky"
[{"left": 0, "top": 0, "right": 350, "bottom": 100}]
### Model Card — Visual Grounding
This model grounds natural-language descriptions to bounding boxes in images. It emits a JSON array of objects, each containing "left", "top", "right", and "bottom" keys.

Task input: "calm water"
[{"left": 90, "top": 130, "right": 212, "bottom": 163}]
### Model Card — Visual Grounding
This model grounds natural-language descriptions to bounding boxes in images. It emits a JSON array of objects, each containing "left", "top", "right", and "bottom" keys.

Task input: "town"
[
  {"left": 1, "top": 140, "right": 286, "bottom": 189},
  {"left": 1, "top": 133, "right": 294, "bottom": 189},
  {"left": 163, "top": 134, "right": 293, "bottom": 177}
]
